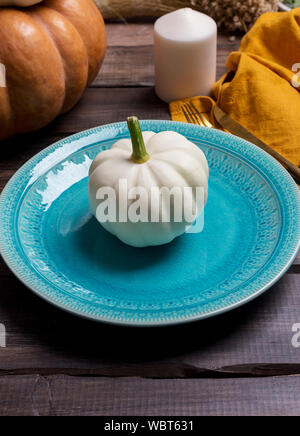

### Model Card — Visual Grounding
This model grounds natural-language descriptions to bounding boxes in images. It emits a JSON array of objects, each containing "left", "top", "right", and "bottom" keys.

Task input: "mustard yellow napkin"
[{"left": 170, "top": 9, "right": 300, "bottom": 167}]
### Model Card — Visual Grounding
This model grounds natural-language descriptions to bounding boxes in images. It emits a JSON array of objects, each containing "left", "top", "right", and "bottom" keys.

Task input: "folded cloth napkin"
[{"left": 170, "top": 8, "right": 300, "bottom": 166}]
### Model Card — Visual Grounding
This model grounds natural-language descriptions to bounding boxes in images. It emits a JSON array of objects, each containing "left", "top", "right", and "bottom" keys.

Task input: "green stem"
[{"left": 127, "top": 116, "right": 150, "bottom": 164}]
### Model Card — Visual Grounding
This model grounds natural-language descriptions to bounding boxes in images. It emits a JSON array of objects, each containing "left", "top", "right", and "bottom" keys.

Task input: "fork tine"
[
  {"left": 181, "top": 105, "right": 194, "bottom": 124},
  {"left": 188, "top": 101, "right": 213, "bottom": 128},
  {"left": 183, "top": 103, "right": 201, "bottom": 125}
]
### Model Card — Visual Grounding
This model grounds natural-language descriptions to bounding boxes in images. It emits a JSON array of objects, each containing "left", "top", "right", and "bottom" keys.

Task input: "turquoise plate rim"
[{"left": 0, "top": 120, "right": 299, "bottom": 326}]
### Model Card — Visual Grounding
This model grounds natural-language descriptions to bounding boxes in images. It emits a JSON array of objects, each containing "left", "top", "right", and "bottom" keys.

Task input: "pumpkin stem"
[{"left": 127, "top": 116, "right": 150, "bottom": 164}]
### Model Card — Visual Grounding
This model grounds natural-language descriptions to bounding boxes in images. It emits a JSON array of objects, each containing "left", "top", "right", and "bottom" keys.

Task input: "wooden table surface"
[{"left": 0, "top": 23, "right": 300, "bottom": 417}]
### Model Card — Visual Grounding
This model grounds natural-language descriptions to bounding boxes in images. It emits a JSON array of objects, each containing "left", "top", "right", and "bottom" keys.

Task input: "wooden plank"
[
  {"left": 95, "top": 33, "right": 240, "bottom": 87},
  {"left": 0, "top": 375, "right": 50, "bottom": 416},
  {"left": 106, "top": 23, "right": 154, "bottom": 47},
  {"left": 95, "top": 46, "right": 154, "bottom": 87},
  {"left": 0, "top": 375, "right": 300, "bottom": 416},
  {"left": 0, "top": 271, "right": 299, "bottom": 373},
  {"left": 43, "top": 87, "right": 170, "bottom": 134},
  {"left": 105, "top": 23, "right": 240, "bottom": 54}
]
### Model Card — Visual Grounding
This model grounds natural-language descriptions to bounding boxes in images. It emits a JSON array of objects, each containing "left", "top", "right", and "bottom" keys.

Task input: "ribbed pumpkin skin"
[{"left": 0, "top": 0, "right": 106, "bottom": 140}]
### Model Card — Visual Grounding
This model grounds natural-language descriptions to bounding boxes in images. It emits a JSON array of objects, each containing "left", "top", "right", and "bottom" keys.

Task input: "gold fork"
[
  {"left": 181, "top": 102, "right": 213, "bottom": 128},
  {"left": 181, "top": 101, "right": 300, "bottom": 184}
]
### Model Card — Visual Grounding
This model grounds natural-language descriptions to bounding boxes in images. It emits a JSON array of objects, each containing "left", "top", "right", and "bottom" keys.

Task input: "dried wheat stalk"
[{"left": 94, "top": 0, "right": 279, "bottom": 31}]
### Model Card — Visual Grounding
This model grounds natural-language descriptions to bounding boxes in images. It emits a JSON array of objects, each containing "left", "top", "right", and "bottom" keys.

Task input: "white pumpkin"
[{"left": 89, "top": 117, "right": 209, "bottom": 247}]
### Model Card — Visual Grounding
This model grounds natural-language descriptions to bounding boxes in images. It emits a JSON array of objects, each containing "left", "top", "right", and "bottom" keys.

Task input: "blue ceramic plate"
[{"left": 0, "top": 121, "right": 299, "bottom": 326}]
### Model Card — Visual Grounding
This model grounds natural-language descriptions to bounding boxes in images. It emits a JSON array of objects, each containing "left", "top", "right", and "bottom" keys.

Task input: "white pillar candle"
[{"left": 154, "top": 8, "right": 217, "bottom": 103}]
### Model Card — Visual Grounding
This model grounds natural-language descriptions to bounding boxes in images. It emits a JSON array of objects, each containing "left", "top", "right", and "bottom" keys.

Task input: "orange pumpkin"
[{"left": 0, "top": 0, "right": 106, "bottom": 140}]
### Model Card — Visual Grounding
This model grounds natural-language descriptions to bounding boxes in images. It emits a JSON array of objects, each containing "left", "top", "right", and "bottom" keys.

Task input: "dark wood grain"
[
  {"left": 44, "top": 87, "right": 169, "bottom": 135},
  {"left": 94, "top": 31, "right": 240, "bottom": 87},
  {"left": 106, "top": 23, "right": 154, "bottom": 47},
  {"left": 95, "top": 46, "right": 154, "bottom": 87},
  {"left": 1, "top": 375, "right": 300, "bottom": 416}
]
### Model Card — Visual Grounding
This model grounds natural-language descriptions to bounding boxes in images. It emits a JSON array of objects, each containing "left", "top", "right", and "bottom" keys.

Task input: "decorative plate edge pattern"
[{"left": 0, "top": 121, "right": 299, "bottom": 326}]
